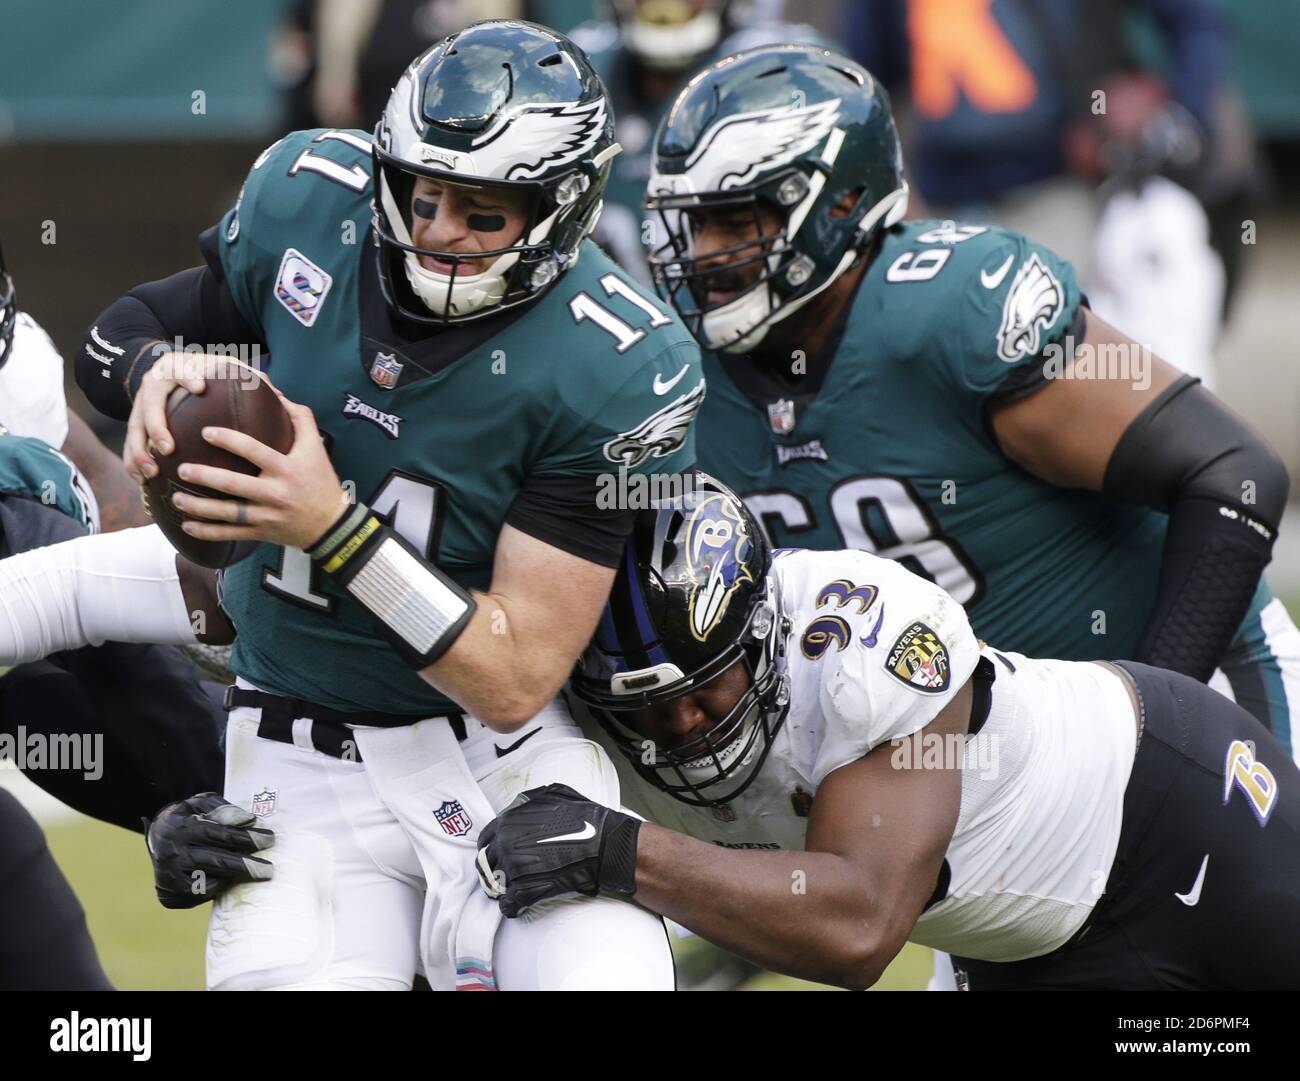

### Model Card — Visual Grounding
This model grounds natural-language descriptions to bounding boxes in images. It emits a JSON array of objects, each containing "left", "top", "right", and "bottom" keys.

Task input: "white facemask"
[
  {"left": 702, "top": 285, "right": 776, "bottom": 354},
  {"left": 380, "top": 175, "right": 520, "bottom": 318},
  {"left": 695, "top": 184, "right": 912, "bottom": 354}
]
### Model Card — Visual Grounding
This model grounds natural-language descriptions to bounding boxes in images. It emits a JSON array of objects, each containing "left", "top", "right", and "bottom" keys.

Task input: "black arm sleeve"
[
  {"left": 1103, "top": 376, "right": 1289, "bottom": 681},
  {"left": 505, "top": 472, "right": 691, "bottom": 568},
  {"left": 75, "top": 261, "right": 261, "bottom": 421}
]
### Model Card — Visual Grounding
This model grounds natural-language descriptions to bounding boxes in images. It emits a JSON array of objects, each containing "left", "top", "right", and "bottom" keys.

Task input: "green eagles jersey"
[
  {"left": 207, "top": 129, "right": 703, "bottom": 714},
  {"left": 696, "top": 219, "right": 1270, "bottom": 662},
  {"left": 0, "top": 432, "right": 98, "bottom": 532}
]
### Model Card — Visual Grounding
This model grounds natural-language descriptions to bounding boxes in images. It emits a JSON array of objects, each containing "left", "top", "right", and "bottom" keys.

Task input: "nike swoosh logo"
[
  {"left": 539, "top": 821, "right": 596, "bottom": 844},
  {"left": 861, "top": 603, "right": 886, "bottom": 648},
  {"left": 494, "top": 728, "right": 541, "bottom": 758},
  {"left": 653, "top": 365, "right": 690, "bottom": 395},
  {"left": 1175, "top": 854, "right": 1209, "bottom": 906},
  {"left": 980, "top": 254, "right": 1015, "bottom": 290}
]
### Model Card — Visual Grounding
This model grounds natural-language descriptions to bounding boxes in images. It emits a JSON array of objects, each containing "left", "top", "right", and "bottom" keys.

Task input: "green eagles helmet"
[
  {"left": 646, "top": 44, "right": 908, "bottom": 352},
  {"left": 373, "top": 20, "right": 621, "bottom": 324}
]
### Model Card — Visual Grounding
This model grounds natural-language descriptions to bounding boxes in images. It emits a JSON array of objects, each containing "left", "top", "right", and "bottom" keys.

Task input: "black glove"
[
  {"left": 144, "top": 792, "right": 275, "bottom": 909},
  {"left": 476, "top": 783, "right": 640, "bottom": 918}
]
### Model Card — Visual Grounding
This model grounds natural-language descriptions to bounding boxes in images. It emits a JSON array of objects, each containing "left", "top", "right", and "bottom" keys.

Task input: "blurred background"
[{"left": 1, "top": 0, "right": 1298, "bottom": 989}]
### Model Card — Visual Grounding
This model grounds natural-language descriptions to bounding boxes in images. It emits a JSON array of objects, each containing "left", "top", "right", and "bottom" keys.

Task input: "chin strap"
[{"left": 710, "top": 183, "right": 910, "bottom": 353}]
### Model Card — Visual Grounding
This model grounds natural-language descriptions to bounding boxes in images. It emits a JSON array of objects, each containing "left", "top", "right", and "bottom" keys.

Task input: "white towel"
[{"left": 351, "top": 718, "right": 503, "bottom": 991}]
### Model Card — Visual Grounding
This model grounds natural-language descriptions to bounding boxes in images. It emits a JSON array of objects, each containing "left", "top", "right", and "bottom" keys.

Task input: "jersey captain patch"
[
  {"left": 274, "top": 248, "right": 333, "bottom": 327},
  {"left": 885, "top": 620, "right": 951, "bottom": 693}
]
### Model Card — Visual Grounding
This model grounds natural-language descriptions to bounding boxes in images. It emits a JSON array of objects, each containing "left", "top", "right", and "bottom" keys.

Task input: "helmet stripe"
[
  {"left": 595, "top": 604, "right": 628, "bottom": 674},
  {"left": 614, "top": 540, "right": 670, "bottom": 671}
]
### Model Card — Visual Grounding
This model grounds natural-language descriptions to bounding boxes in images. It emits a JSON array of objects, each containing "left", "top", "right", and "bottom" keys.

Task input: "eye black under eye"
[
  {"left": 467, "top": 212, "right": 506, "bottom": 233},
  {"left": 413, "top": 197, "right": 438, "bottom": 220}
]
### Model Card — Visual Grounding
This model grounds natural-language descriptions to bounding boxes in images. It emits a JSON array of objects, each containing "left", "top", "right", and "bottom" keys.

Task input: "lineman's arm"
[
  {"left": 479, "top": 681, "right": 971, "bottom": 988},
  {"left": 990, "top": 308, "right": 1287, "bottom": 679}
]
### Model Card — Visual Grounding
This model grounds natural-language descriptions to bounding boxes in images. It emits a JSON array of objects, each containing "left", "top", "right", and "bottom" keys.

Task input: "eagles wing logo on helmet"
[
  {"left": 603, "top": 380, "right": 705, "bottom": 469},
  {"left": 470, "top": 98, "right": 610, "bottom": 182},
  {"left": 683, "top": 492, "right": 755, "bottom": 641},
  {"left": 997, "top": 253, "right": 1065, "bottom": 363},
  {"left": 682, "top": 98, "right": 841, "bottom": 192}
]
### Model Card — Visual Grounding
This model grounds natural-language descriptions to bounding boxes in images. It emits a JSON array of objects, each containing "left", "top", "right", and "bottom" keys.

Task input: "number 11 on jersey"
[{"left": 569, "top": 272, "right": 673, "bottom": 353}]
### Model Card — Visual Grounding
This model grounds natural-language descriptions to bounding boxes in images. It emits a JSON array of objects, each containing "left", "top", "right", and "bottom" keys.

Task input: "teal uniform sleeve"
[
  {"left": 206, "top": 129, "right": 373, "bottom": 339},
  {"left": 539, "top": 336, "right": 704, "bottom": 480},
  {"left": 502, "top": 249, "right": 704, "bottom": 566},
  {"left": 946, "top": 228, "right": 1083, "bottom": 400}
]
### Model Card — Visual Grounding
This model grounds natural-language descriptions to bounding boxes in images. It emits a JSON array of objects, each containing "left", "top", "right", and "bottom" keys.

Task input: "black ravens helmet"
[
  {"left": 0, "top": 242, "right": 16, "bottom": 371},
  {"left": 373, "top": 20, "right": 621, "bottom": 324},
  {"left": 572, "top": 474, "right": 790, "bottom": 806}
]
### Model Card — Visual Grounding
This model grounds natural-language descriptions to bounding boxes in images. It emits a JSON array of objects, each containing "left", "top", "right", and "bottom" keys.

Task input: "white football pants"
[{"left": 206, "top": 683, "right": 674, "bottom": 991}]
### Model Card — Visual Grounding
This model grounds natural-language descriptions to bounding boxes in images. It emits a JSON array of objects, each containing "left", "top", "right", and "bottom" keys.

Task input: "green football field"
[{"left": 41, "top": 810, "right": 933, "bottom": 991}]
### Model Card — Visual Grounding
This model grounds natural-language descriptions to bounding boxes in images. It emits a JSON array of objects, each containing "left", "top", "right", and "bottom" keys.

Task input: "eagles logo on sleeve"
[
  {"left": 885, "top": 621, "right": 951, "bottom": 693},
  {"left": 603, "top": 380, "right": 705, "bottom": 468},
  {"left": 996, "top": 253, "right": 1064, "bottom": 363}
]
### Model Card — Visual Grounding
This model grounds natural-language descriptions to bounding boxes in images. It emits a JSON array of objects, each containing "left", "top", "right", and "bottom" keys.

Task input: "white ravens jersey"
[
  {"left": 594, "top": 548, "right": 1139, "bottom": 963},
  {"left": 0, "top": 312, "right": 69, "bottom": 447}
]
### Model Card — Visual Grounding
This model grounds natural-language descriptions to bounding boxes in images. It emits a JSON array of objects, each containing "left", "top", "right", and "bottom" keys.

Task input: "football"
[{"left": 143, "top": 362, "right": 293, "bottom": 568}]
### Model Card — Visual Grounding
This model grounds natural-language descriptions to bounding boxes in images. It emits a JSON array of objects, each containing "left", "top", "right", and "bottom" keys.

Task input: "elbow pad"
[
  {"left": 1104, "top": 376, "right": 1288, "bottom": 680},
  {"left": 1103, "top": 375, "right": 1288, "bottom": 527}
]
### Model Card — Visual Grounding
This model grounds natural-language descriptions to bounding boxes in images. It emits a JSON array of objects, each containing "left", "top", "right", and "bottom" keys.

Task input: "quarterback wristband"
[{"left": 310, "top": 503, "right": 477, "bottom": 668}]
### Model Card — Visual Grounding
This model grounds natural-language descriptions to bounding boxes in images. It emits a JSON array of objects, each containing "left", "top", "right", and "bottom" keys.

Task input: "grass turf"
[{"left": 42, "top": 812, "right": 934, "bottom": 990}]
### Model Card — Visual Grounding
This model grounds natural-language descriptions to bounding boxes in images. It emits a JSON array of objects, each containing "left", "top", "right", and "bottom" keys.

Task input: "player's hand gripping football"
[
  {"left": 146, "top": 792, "right": 275, "bottom": 909},
  {"left": 124, "top": 350, "right": 210, "bottom": 483},
  {"left": 167, "top": 390, "right": 351, "bottom": 551},
  {"left": 476, "top": 783, "right": 640, "bottom": 918}
]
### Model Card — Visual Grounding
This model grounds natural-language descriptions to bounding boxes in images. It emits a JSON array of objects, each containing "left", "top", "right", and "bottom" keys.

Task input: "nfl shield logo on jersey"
[
  {"left": 370, "top": 351, "right": 403, "bottom": 389},
  {"left": 251, "top": 789, "right": 277, "bottom": 816},
  {"left": 435, "top": 799, "right": 474, "bottom": 837},
  {"left": 767, "top": 399, "right": 797, "bottom": 435}
]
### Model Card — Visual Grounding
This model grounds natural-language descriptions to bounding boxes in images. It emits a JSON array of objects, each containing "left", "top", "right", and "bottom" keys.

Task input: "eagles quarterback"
[
  {"left": 641, "top": 45, "right": 1299, "bottom": 759},
  {"left": 6, "top": 21, "right": 704, "bottom": 991},
  {"left": 476, "top": 480, "right": 1300, "bottom": 990}
]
